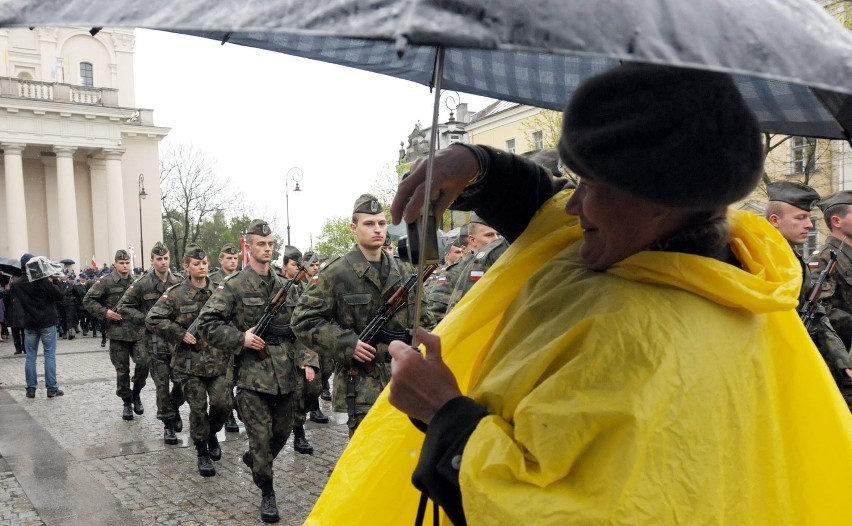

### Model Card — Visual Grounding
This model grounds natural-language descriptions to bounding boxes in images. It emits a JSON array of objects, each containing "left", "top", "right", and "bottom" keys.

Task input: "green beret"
[
  {"left": 114, "top": 249, "right": 130, "bottom": 261},
  {"left": 246, "top": 219, "right": 272, "bottom": 236},
  {"left": 184, "top": 244, "right": 206, "bottom": 260},
  {"left": 767, "top": 181, "right": 820, "bottom": 212},
  {"left": 353, "top": 194, "right": 383, "bottom": 215},
  {"left": 220, "top": 243, "right": 239, "bottom": 255},
  {"left": 282, "top": 245, "right": 302, "bottom": 262},
  {"left": 151, "top": 241, "right": 169, "bottom": 256},
  {"left": 818, "top": 191, "right": 852, "bottom": 213}
]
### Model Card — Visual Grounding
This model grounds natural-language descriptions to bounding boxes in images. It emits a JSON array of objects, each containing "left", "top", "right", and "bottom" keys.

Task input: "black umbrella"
[
  {"left": 59, "top": 258, "right": 76, "bottom": 265},
  {"left": 3, "top": 0, "right": 851, "bottom": 141},
  {"left": 0, "top": 256, "right": 22, "bottom": 277}
]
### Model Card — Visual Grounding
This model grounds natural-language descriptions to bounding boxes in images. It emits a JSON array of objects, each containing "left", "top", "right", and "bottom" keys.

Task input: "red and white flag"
[
  {"left": 469, "top": 270, "right": 484, "bottom": 282},
  {"left": 240, "top": 236, "right": 251, "bottom": 268},
  {"left": 90, "top": 255, "right": 97, "bottom": 269}
]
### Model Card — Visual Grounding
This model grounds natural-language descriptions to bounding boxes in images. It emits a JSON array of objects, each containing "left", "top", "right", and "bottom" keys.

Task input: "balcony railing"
[{"left": 0, "top": 77, "right": 119, "bottom": 107}]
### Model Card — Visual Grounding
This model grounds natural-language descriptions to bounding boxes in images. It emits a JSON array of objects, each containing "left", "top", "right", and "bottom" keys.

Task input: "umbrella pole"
[{"left": 410, "top": 46, "right": 445, "bottom": 348}]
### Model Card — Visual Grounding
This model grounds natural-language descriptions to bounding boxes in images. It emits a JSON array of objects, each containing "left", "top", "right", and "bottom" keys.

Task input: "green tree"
[{"left": 315, "top": 216, "right": 355, "bottom": 259}]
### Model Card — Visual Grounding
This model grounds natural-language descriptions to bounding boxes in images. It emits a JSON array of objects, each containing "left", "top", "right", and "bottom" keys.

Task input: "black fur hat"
[{"left": 558, "top": 64, "right": 763, "bottom": 210}]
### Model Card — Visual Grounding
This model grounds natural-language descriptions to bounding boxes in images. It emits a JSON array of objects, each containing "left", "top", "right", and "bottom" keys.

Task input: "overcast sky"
[{"left": 132, "top": 29, "right": 494, "bottom": 251}]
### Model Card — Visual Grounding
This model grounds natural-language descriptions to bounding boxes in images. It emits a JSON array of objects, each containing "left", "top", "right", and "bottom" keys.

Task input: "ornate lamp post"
[
  {"left": 138, "top": 173, "right": 147, "bottom": 269},
  {"left": 285, "top": 167, "right": 303, "bottom": 246}
]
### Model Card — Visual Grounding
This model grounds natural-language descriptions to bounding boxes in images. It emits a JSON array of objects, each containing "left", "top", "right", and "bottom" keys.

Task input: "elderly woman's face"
[{"left": 566, "top": 178, "right": 677, "bottom": 271}]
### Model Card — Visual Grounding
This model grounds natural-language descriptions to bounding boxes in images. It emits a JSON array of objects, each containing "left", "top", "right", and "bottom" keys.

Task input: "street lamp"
[
  {"left": 138, "top": 173, "right": 147, "bottom": 269},
  {"left": 285, "top": 167, "right": 303, "bottom": 246}
]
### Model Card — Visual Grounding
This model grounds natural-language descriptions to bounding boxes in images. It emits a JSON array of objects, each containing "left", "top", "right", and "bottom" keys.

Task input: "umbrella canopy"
[
  {"left": 59, "top": 258, "right": 76, "bottom": 265},
  {"left": 2, "top": 0, "right": 851, "bottom": 140},
  {"left": 0, "top": 256, "right": 22, "bottom": 277}
]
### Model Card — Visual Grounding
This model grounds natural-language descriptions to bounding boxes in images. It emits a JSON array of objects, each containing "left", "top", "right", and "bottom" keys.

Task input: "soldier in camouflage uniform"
[
  {"left": 302, "top": 251, "right": 333, "bottom": 402},
  {"left": 280, "top": 247, "right": 326, "bottom": 456},
  {"left": 197, "top": 220, "right": 318, "bottom": 524},
  {"left": 83, "top": 249, "right": 148, "bottom": 420},
  {"left": 207, "top": 242, "right": 240, "bottom": 286},
  {"left": 207, "top": 242, "right": 241, "bottom": 433},
  {"left": 445, "top": 215, "right": 505, "bottom": 312},
  {"left": 116, "top": 242, "right": 184, "bottom": 444},
  {"left": 292, "top": 194, "right": 431, "bottom": 437},
  {"left": 806, "top": 190, "right": 852, "bottom": 409},
  {"left": 426, "top": 232, "right": 467, "bottom": 325},
  {"left": 146, "top": 244, "right": 230, "bottom": 476}
]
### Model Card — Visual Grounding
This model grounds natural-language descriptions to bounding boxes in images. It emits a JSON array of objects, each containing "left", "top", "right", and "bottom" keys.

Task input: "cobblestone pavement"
[{"left": 0, "top": 334, "right": 349, "bottom": 525}]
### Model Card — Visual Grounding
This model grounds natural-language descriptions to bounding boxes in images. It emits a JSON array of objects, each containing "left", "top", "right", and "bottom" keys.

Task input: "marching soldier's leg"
[
  {"left": 179, "top": 372, "right": 215, "bottom": 476},
  {"left": 292, "top": 376, "right": 312, "bottom": 455},
  {"left": 207, "top": 375, "right": 230, "bottom": 461},
  {"left": 238, "top": 388, "right": 280, "bottom": 524},
  {"left": 129, "top": 340, "right": 149, "bottom": 415},
  {"left": 150, "top": 354, "right": 179, "bottom": 444},
  {"left": 109, "top": 340, "right": 133, "bottom": 421}
]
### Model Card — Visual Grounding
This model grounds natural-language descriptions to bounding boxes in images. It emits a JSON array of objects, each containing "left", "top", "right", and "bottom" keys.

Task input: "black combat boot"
[
  {"left": 208, "top": 433, "right": 222, "bottom": 461},
  {"left": 292, "top": 425, "right": 313, "bottom": 455},
  {"left": 131, "top": 385, "right": 144, "bottom": 415},
  {"left": 195, "top": 441, "right": 216, "bottom": 477},
  {"left": 224, "top": 411, "right": 240, "bottom": 432},
  {"left": 309, "top": 408, "right": 329, "bottom": 424},
  {"left": 163, "top": 422, "right": 178, "bottom": 445},
  {"left": 171, "top": 414, "right": 183, "bottom": 433},
  {"left": 321, "top": 378, "right": 331, "bottom": 401},
  {"left": 122, "top": 398, "right": 134, "bottom": 421},
  {"left": 255, "top": 475, "right": 279, "bottom": 523},
  {"left": 260, "top": 492, "right": 280, "bottom": 523}
]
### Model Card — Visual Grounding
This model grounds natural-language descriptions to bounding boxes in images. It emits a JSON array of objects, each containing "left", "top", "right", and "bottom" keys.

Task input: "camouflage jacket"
[
  {"left": 426, "top": 256, "right": 468, "bottom": 325},
  {"left": 207, "top": 269, "right": 237, "bottom": 287},
  {"left": 115, "top": 270, "right": 182, "bottom": 354},
  {"left": 810, "top": 236, "right": 852, "bottom": 346},
  {"left": 196, "top": 265, "right": 317, "bottom": 396},
  {"left": 146, "top": 278, "right": 230, "bottom": 377},
  {"left": 292, "top": 246, "right": 431, "bottom": 365},
  {"left": 801, "top": 245, "right": 852, "bottom": 375},
  {"left": 82, "top": 271, "right": 142, "bottom": 341},
  {"left": 446, "top": 238, "right": 510, "bottom": 312}
]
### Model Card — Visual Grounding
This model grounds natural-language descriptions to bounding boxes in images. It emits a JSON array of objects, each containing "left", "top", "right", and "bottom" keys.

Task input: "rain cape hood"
[{"left": 308, "top": 189, "right": 852, "bottom": 525}]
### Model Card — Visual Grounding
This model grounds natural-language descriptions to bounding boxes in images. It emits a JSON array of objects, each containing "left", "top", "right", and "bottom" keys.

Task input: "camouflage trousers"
[
  {"left": 175, "top": 372, "right": 229, "bottom": 442},
  {"left": 333, "top": 361, "right": 390, "bottom": 437},
  {"left": 293, "top": 368, "right": 323, "bottom": 427},
  {"left": 109, "top": 339, "right": 149, "bottom": 400},
  {"left": 236, "top": 388, "right": 294, "bottom": 482},
  {"left": 149, "top": 354, "right": 185, "bottom": 423}
]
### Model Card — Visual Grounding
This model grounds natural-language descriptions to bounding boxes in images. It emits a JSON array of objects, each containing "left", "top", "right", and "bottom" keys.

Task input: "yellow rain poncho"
[{"left": 307, "top": 189, "right": 852, "bottom": 525}]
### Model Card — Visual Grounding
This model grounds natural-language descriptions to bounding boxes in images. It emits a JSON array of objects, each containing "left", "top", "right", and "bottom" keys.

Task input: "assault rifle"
[
  {"left": 800, "top": 238, "right": 845, "bottom": 331},
  {"left": 350, "top": 263, "right": 438, "bottom": 375},
  {"left": 251, "top": 252, "right": 318, "bottom": 359},
  {"left": 180, "top": 317, "right": 201, "bottom": 369},
  {"left": 345, "top": 264, "right": 438, "bottom": 426}
]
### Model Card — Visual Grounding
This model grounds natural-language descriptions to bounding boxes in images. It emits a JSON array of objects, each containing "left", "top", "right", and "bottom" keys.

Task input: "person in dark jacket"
[{"left": 14, "top": 253, "right": 65, "bottom": 398}]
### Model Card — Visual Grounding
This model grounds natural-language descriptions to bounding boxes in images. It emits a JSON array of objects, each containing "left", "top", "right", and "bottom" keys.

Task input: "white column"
[
  {"left": 88, "top": 158, "right": 109, "bottom": 268},
  {"left": 41, "top": 155, "right": 61, "bottom": 258},
  {"left": 3, "top": 143, "right": 28, "bottom": 257},
  {"left": 103, "top": 149, "right": 127, "bottom": 253},
  {"left": 54, "top": 146, "right": 80, "bottom": 266}
]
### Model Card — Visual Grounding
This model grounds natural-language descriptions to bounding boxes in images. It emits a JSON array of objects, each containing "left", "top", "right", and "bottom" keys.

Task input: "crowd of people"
[{"left": 3, "top": 64, "right": 852, "bottom": 525}]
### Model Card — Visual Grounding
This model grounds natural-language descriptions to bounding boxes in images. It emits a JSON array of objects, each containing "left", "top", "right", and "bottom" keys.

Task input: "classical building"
[{"left": 0, "top": 27, "right": 169, "bottom": 271}]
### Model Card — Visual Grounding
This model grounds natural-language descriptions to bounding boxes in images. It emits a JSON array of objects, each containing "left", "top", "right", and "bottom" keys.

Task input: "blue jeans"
[{"left": 24, "top": 326, "right": 58, "bottom": 390}]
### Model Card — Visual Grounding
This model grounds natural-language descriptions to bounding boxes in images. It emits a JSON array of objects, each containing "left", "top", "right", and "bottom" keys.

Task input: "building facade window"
[
  {"left": 532, "top": 130, "right": 544, "bottom": 150},
  {"left": 80, "top": 61, "right": 93, "bottom": 86},
  {"left": 449, "top": 134, "right": 461, "bottom": 145},
  {"left": 506, "top": 138, "right": 515, "bottom": 153},
  {"left": 791, "top": 136, "right": 816, "bottom": 175}
]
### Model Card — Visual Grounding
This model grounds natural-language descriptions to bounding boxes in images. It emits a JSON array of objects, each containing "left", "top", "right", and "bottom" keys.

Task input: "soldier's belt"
[{"left": 264, "top": 323, "right": 296, "bottom": 345}]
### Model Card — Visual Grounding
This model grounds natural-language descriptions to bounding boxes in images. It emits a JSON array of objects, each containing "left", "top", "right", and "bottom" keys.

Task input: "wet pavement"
[{"left": 0, "top": 333, "right": 348, "bottom": 525}]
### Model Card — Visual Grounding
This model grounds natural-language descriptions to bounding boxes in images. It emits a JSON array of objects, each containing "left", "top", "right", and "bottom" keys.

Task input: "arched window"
[{"left": 79, "top": 61, "right": 93, "bottom": 87}]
